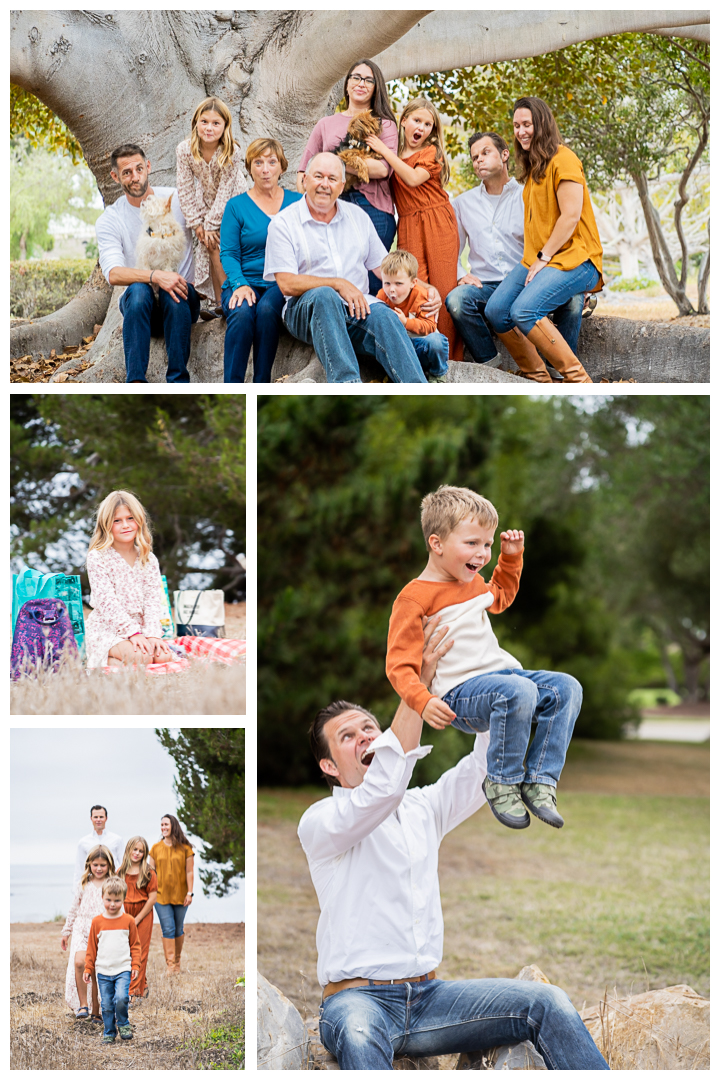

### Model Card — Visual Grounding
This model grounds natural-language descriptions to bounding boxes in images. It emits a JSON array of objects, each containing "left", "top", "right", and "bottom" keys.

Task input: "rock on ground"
[
  {"left": 257, "top": 972, "right": 306, "bottom": 1070},
  {"left": 581, "top": 984, "right": 710, "bottom": 1070}
]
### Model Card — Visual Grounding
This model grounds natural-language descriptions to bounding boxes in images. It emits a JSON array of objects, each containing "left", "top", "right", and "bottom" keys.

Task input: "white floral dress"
[
  {"left": 85, "top": 547, "right": 164, "bottom": 668},
  {"left": 175, "top": 139, "right": 247, "bottom": 296},
  {"left": 61, "top": 879, "right": 108, "bottom": 1012}
]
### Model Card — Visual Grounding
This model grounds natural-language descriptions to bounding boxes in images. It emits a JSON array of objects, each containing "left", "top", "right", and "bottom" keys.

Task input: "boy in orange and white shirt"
[
  {"left": 378, "top": 250, "right": 449, "bottom": 382},
  {"left": 386, "top": 484, "right": 582, "bottom": 831},
  {"left": 84, "top": 877, "right": 141, "bottom": 1043}
]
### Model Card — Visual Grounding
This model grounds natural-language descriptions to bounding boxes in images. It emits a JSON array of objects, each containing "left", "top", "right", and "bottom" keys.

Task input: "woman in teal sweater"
[{"left": 220, "top": 139, "right": 301, "bottom": 382}]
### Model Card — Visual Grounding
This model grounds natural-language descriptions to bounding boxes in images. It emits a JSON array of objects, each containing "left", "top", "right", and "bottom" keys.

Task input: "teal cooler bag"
[{"left": 12, "top": 567, "right": 86, "bottom": 659}]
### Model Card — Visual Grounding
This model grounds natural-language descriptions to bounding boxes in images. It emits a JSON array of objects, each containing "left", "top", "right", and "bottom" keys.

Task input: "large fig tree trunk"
[{"left": 10, "top": 9, "right": 710, "bottom": 367}]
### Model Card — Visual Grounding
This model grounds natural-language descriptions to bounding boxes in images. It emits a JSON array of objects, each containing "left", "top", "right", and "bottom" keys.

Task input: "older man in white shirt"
[
  {"left": 297, "top": 622, "right": 609, "bottom": 1071},
  {"left": 264, "top": 153, "right": 428, "bottom": 383},
  {"left": 446, "top": 132, "right": 583, "bottom": 382},
  {"left": 73, "top": 805, "right": 124, "bottom": 888}
]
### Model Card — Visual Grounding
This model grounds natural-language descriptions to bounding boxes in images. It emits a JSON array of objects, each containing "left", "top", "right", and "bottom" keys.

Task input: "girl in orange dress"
[
  {"left": 118, "top": 836, "right": 158, "bottom": 1002},
  {"left": 367, "top": 97, "right": 462, "bottom": 361}
]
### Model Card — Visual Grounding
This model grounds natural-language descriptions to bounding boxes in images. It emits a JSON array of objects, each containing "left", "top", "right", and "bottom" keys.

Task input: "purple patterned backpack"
[{"left": 10, "top": 598, "right": 79, "bottom": 679}]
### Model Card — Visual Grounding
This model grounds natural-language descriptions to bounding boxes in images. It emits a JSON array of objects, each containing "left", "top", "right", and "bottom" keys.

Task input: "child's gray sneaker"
[
  {"left": 521, "top": 782, "right": 564, "bottom": 828},
  {"left": 118, "top": 1024, "right": 133, "bottom": 1041},
  {"left": 482, "top": 778, "right": 530, "bottom": 829}
]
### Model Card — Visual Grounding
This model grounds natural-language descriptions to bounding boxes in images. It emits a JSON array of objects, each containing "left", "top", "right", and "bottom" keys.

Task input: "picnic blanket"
[{"left": 101, "top": 637, "right": 246, "bottom": 675}]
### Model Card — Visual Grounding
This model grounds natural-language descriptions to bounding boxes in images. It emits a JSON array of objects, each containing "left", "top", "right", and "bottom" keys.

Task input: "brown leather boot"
[
  {"left": 526, "top": 317, "right": 593, "bottom": 382},
  {"left": 174, "top": 934, "right": 184, "bottom": 973},
  {"left": 496, "top": 328, "right": 553, "bottom": 383},
  {"left": 162, "top": 937, "right": 178, "bottom": 975}
]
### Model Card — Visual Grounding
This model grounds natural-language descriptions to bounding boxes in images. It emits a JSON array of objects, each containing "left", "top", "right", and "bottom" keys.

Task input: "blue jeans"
[
  {"left": 97, "top": 970, "right": 131, "bottom": 1038},
  {"left": 284, "top": 287, "right": 426, "bottom": 383},
  {"left": 118, "top": 281, "right": 201, "bottom": 383},
  {"left": 221, "top": 282, "right": 285, "bottom": 383},
  {"left": 485, "top": 261, "right": 600, "bottom": 350},
  {"left": 446, "top": 281, "right": 585, "bottom": 362},
  {"left": 411, "top": 332, "right": 448, "bottom": 378},
  {"left": 155, "top": 902, "right": 188, "bottom": 939},
  {"left": 341, "top": 191, "right": 396, "bottom": 296},
  {"left": 319, "top": 978, "right": 609, "bottom": 1070},
  {"left": 443, "top": 669, "right": 582, "bottom": 786}
]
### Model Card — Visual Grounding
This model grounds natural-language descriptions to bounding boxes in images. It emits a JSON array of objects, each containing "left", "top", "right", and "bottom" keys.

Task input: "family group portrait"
[
  {"left": 257, "top": 394, "right": 709, "bottom": 1070},
  {"left": 10, "top": 393, "right": 246, "bottom": 715},
  {"left": 10, "top": 9, "right": 710, "bottom": 385},
  {"left": 11, "top": 727, "right": 245, "bottom": 1069}
]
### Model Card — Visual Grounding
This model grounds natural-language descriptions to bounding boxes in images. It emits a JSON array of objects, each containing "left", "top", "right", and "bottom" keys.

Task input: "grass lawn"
[{"left": 258, "top": 740, "right": 709, "bottom": 1017}]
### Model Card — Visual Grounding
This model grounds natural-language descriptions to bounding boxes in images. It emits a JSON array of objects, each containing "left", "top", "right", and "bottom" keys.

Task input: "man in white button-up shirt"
[
  {"left": 74, "top": 805, "right": 124, "bottom": 889},
  {"left": 446, "top": 133, "right": 583, "bottom": 379},
  {"left": 264, "top": 153, "right": 428, "bottom": 384},
  {"left": 297, "top": 624, "right": 609, "bottom": 1071}
]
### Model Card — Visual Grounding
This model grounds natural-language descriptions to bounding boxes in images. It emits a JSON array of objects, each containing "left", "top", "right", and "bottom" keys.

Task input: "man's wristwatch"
[{"left": 537, "top": 251, "right": 551, "bottom": 263}]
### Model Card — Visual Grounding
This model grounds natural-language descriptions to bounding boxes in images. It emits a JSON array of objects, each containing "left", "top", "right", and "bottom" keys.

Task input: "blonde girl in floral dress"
[
  {"left": 61, "top": 845, "right": 115, "bottom": 1019},
  {"left": 85, "top": 490, "right": 173, "bottom": 669},
  {"left": 176, "top": 97, "right": 247, "bottom": 315}
]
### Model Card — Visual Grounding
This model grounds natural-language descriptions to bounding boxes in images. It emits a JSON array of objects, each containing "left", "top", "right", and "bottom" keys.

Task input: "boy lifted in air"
[
  {"left": 378, "top": 250, "right": 449, "bottom": 383},
  {"left": 386, "top": 485, "right": 581, "bottom": 829}
]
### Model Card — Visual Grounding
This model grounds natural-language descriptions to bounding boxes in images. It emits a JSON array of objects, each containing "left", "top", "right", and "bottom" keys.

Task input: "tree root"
[{"left": 10, "top": 262, "right": 112, "bottom": 361}]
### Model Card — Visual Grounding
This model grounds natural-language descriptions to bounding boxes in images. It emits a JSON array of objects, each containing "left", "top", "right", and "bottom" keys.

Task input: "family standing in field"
[
  {"left": 61, "top": 807, "right": 194, "bottom": 1043},
  {"left": 94, "top": 59, "right": 603, "bottom": 385},
  {"left": 297, "top": 485, "right": 609, "bottom": 1069}
]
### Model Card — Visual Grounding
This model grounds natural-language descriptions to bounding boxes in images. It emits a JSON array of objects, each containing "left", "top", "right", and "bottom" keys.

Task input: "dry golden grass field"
[
  {"left": 259, "top": 739, "right": 709, "bottom": 1025},
  {"left": 11, "top": 603, "right": 246, "bottom": 716},
  {"left": 11, "top": 922, "right": 244, "bottom": 1070}
]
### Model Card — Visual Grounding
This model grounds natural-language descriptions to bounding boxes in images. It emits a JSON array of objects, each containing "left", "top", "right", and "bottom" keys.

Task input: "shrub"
[
  {"left": 608, "top": 275, "right": 658, "bottom": 292},
  {"left": 10, "top": 259, "right": 92, "bottom": 320}
]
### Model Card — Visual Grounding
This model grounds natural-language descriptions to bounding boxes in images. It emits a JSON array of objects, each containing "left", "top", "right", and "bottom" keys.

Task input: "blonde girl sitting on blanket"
[
  {"left": 61, "top": 845, "right": 115, "bottom": 1020},
  {"left": 85, "top": 490, "right": 173, "bottom": 669}
]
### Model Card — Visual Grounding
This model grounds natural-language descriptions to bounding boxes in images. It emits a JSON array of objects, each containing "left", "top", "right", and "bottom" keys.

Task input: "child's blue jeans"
[
  {"left": 411, "top": 332, "right": 449, "bottom": 378},
  {"left": 97, "top": 970, "right": 131, "bottom": 1037},
  {"left": 442, "top": 668, "right": 582, "bottom": 786}
]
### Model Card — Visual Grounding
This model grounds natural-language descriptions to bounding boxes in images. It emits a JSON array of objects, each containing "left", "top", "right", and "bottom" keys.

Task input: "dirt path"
[{"left": 11, "top": 922, "right": 244, "bottom": 1070}]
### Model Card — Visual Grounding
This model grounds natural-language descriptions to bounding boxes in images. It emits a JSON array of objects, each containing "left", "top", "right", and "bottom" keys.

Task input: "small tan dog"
[
  {"left": 334, "top": 110, "right": 384, "bottom": 191},
  {"left": 135, "top": 194, "right": 187, "bottom": 293}
]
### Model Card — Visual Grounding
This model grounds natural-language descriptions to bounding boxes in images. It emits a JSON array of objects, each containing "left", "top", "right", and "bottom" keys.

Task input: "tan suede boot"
[
  {"left": 495, "top": 328, "right": 553, "bottom": 383},
  {"left": 174, "top": 934, "right": 184, "bottom": 973},
  {"left": 525, "top": 317, "right": 593, "bottom": 383},
  {"left": 162, "top": 937, "right": 178, "bottom": 975}
]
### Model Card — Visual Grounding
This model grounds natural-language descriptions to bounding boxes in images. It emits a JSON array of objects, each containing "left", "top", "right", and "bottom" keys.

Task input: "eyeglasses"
[{"left": 348, "top": 75, "right": 375, "bottom": 86}]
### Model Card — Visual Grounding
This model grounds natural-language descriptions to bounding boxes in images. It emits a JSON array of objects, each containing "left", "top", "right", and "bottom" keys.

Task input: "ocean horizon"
[{"left": 11, "top": 864, "right": 244, "bottom": 924}]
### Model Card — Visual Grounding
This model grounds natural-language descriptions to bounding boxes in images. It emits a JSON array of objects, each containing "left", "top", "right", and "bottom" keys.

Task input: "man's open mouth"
[{"left": 361, "top": 750, "right": 375, "bottom": 767}]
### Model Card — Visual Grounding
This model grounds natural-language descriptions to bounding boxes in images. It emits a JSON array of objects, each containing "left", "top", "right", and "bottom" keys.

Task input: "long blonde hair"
[
  {"left": 398, "top": 97, "right": 450, "bottom": 187},
  {"left": 81, "top": 845, "right": 115, "bottom": 887},
  {"left": 117, "top": 836, "right": 153, "bottom": 891},
  {"left": 190, "top": 97, "right": 237, "bottom": 170},
  {"left": 87, "top": 490, "right": 153, "bottom": 567}
]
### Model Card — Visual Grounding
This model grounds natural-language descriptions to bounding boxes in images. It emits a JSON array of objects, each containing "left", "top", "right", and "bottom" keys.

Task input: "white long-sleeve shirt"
[
  {"left": 297, "top": 727, "right": 490, "bottom": 988},
  {"left": 95, "top": 186, "right": 194, "bottom": 284},
  {"left": 73, "top": 828, "right": 125, "bottom": 889},
  {"left": 451, "top": 178, "right": 525, "bottom": 282}
]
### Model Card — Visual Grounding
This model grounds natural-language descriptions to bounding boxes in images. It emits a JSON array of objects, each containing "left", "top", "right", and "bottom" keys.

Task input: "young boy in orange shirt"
[
  {"left": 386, "top": 484, "right": 582, "bottom": 830},
  {"left": 84, "top": 877, "right": 141, "bottom": 1044},
  {"left": 378, "top": 250, "right": 449, "bottom": 382}
]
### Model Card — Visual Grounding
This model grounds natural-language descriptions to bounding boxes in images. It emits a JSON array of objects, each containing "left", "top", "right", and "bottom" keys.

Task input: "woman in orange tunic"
[
  {"left": 149, "top": 815, "right": 195, "bottom": 975},
  {"left": 368, "top": 97, "right": 462, "bottom": 361},
  {"left": 118, "top": 836, "right": 158, "bottom": 1002}
]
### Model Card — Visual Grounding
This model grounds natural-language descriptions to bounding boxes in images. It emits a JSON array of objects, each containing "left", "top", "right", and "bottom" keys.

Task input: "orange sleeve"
[
  {"left": 84, "top": 920, "right": 99, "bottom": 975},
  {"left": 386, "top": 595, "right": 434, "bottom": 716},
  {"left": 487, "top": 550, "right": 523, "bottom": 612},
  {"left": 405, "top": 313, "right": 438, "bottom": 335},
  {"left": 148, "top": 870, "right": 158, "bottom": 894},
  {"left": 128, "top": 918, "right": 142, "bottom": 969}
]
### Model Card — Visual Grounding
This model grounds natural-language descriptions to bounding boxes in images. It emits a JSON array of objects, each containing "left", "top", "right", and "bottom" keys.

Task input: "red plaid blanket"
[{"left": 102, "top": 638, "right": 246, "bottom": 675}]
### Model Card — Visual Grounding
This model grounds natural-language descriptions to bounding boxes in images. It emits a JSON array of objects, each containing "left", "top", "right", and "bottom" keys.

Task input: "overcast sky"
[{"left": 11, "top": 727, "right": 213, "bottom": 864}]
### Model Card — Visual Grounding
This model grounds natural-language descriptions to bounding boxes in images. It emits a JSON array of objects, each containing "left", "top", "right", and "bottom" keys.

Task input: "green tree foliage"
[
  {"left": 11, "top": 85, "right": 84, "bottom": 161},
  {"left": 11, "top": 394, "right": 246, "bottom": 597},
  {"left": 256, "top": 396, "right": 707, "bottom": 787},
  {"left": 11, "top": 138, "right": 101, "bottom": 260},
  {"left": 156, "top": 728, "right": 244, "bottom": 895}
]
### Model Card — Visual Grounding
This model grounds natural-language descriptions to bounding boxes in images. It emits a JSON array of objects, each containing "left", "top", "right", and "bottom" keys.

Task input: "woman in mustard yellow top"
[
  {"left": 148, "top": 815, "right": 194, "bottom": 974},
  {"left": 486, "top": 96, "right": 603, "bottom": 383}
]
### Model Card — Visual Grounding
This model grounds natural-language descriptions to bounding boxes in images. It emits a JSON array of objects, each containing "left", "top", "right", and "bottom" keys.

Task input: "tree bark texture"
[
  {"left": 50, "top": 297, "right": 709, "bottom": 385},
  {"left": 632, "top": 171, "right": 696, "bottom": 316},
  {"left": 10, "top": 261, "right": 112, "bottom": 360}
]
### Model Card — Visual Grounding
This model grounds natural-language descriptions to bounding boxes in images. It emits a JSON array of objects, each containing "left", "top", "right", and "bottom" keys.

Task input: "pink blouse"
[
  {"left": 299, "top": 115, "right": 398, "bottom": 216},
  {"left": 85, "top": 547, "right": 164, "bottom": 668}
]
